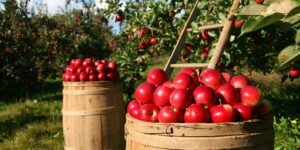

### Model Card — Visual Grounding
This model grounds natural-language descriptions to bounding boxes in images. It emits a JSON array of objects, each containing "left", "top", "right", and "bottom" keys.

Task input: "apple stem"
[{"left": 218, "top": 98, "right": 222, "bottom": 105}]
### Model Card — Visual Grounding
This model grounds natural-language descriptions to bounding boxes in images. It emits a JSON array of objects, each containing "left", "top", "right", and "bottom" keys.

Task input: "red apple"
[
  {"left": 107, "top": 61, "right": 117, "bottom": 71},
  {"left": 233, "top": 103, "right": 253, "bottom": 121},
  {"left": 139, "top": 40, "right": 149, "bottom": 49},
  {"left": 153, "top": 85, "right": 174, "bottom": 107},
  {"left": 142, "top": 27, "right": 151, "bottom": 35},
  {"left": 169, "top": 89, "right": 192, "bottom": 109},
  {"left": 184, "top": 104, "right": 209, "bottom": 123},
  {"left": 256, "top": 0, "right": 264, "bottom": 4},
  {"left": 66, "top": 66, "right": 76, "bottom": 74},
  {"left": 201, "top": 31, "right": 209, "bottom": 41},
  {"left": 62, "top": 73, "right": 71, "bottom": 81},
  {"left": 135, "top": 82, "right": 156, "bottom": 104},
  {"left": 150, "top": 38, "right": 158, "bottom": 45},
  {"left": 96, "top": 63, "right": 106, "bottom": 73},
  {"left": 233, "top": 18, "right": 244, "bottom": 28},
  {"left": 216, "top": 84, "right": 239, "bottom": 105},
  {"left": 230, "top": 75, "right": 249, "bottom": 89},
  {"left": 107, "top": 72, "right": 118, "bottom": 80},
  {"left": 257, "top": 100, "right": 272, "bottom": 118},
  {"left": 82, "top": 58, "right": 93, "bottom": 67},
  {"left": 139, "top": 104, "right": 160, "bottom": 122},
  {"left": 162, "top": 80, "right": 174, "bottom": 88},
  {"left": 70, "top": 74, "right": 78, "bottom": 81},
  {"left": 158, "top": 105, "right": 183, "bottom": 123},
  {"left": 201, "top": 51, "right": 208, "bottom": 58},
  {"left": 94, "top": 60, "right": 102, "bottom": 66},
  {"left": 193, "top": 85, "right": 217, "bottom": 108},
  {"left": 173, "top": 72, "right": 195, "bottom": 90},
  {"left": 147, "top": 68, "right": 168, "bottom": 86},
  {"left": 79, "top": 72, "right": 87, "bottom": 81},
  {"left": 289, "top": 68, "right": 299, "bottom": 78},
  {"left": 136, "top": 28, "right": 143, "bottom": 37},
  {"left": 115, "top": 14, "right": 123, "bottom": 22},
  {"left": 101, "top": 59, "right": 108, "bottom": 67},
  {"left": 76, "top": 67, "right": 84, "bottom": 74},
  {"left": 85, "top": 66, "right": 95, "bottom": 74},
  {"left": 179, "top": 68, "right": 198, "bottom": 82},
  {"left": 199, "top": 68, "right": 224, "bottom": 90},
  {"left": 70, "top": 59, "right": 76, "bottom": 67},
  {"left": 98, "top": 72, "right": 106, "bottom": 81},
  {"left": 221, "top": 72, "right": 231, "bottom": 83},
  {"left": 127, "top": 100, "right": 140, "bottom": 119},
  {"left": 240, "top": 86, "right": 261, "bottom": 107},
  {"left": 88, "top": 74, "right": 97, "bottom": 81},
  {"left": 210, "top": 104, "right": 236, "bottom": 123}
]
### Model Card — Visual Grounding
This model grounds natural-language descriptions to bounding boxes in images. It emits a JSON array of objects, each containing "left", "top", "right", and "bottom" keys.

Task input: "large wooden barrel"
[
  {"left": 125, "top": 114, "right": 274, "bottom": 150},
  {"left": 63, "top": 81, "right": 125, "bottom": 150}
]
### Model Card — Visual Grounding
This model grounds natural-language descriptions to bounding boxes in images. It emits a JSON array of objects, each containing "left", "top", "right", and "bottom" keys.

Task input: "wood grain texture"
[
  {"left": 125, "top": 114, "right": 274, "bottom": 150},
  {"left": 63, "top": 81, "right": 125, "bottom": 150}
]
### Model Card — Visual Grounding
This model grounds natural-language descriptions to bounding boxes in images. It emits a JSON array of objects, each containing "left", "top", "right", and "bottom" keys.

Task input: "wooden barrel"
[
  {"left": 125, "top": 114, "right": 274, "bottom": 150},
  {"left": 63, "top": 81, "right": 125, "bottom": 150}
]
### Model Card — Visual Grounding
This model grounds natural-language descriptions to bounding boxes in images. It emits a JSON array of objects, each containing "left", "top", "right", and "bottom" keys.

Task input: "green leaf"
[
  {"left": 296, "top": 29, "right": 300, "bottom": 44},
  {"left": 239, "top": 13, "right": 284, "bottom": 37},
  {"left": 278, "top": 44, "right": 300, "bottom": 70},
  {"left": 238, "top": 4, "right": 267, "bottom": 16},
  {"left": 285, "top": 5, "right": 300, "bottom": 18}
]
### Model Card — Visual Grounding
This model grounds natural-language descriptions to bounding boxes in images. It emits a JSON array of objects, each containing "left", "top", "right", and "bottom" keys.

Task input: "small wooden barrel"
[
  {"left": 125, "top": 114, "right": 274, "bottom": 150},
  {"left": 63, "top": 81, "right": 125, "bottom": 150}
]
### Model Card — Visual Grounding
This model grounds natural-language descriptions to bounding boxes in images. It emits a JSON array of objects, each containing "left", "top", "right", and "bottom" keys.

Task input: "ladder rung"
[
  {"left": 187, "top": 23, "right": 224, "bottom": 32},
  {"left": 171, "top": 63, "right": 209, "bottom": 68}
]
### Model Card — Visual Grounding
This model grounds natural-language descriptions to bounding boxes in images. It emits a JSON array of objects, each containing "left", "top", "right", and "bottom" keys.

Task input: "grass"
[{"left": 0, "top": 61, "right": 299, "bottom": 149}]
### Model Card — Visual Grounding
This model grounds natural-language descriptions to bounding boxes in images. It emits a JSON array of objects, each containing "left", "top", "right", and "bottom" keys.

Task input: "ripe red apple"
[
  {"left": 79, "top": 72, "right": 87, "bottom": 81},
  {"left": 76, "top": 67, "right": 84, "bottom": 74},
  {"left": 193, "top": 85, "right": 217, "bottom": 108},
  {"left": 233, "top": 18, "right": 244, "bottom": 28},
  {"left": 230, "top": 75, "right": 249, "bottom": 89},
  {"left": 169, "top": 89, "right": 192, "bottom": 109},
  {"left": 199, "top": 68, "right": 224, "bottom": 90},
  {"left": 185, "top": 44, "right": 192, "bottom": 51},
  {"left": 289, "top": 68, "right": 299, "bottom": 78},
  {"left": 66, "top": 66, "right": 76, "bottom": 74},
  {"left": 257, "top": 100, "right": 272, "bottom": 118},
  {"left": 147, "top": 68, "right": 168, "bottom": 86},
  {"left": 233, "top": 103, "right": 253, "bottom": 121},
  {"left": 153, "top": 85, "right": 174, "bottom": 107},
  {"left": 173, "top": 72, "right": 195, "bottom": 90},
  {"left": 101, "top": 59, "right": 108, "bottom": 67},
  {"left": 94, "top": 60, "right": 102, "bottom": 66},
  {"left": 210, "top": 104, "right": 236, "bottom": 123},
  {"left": 127, "top": 100, "right": 140, "bottom": 119},
  {"left": 179, "top": 68, "right": 198, "bottom": 82},
  {"left": 70, "top": 74, "right": 78, "bottom": 81},
  {"left": 139, "top": 104, "right": 160, "bottom": 122},
  {"left": 139, "top": 40, "right": 149, "bottom": 49},
  {"left": 162, "top": 80, "right": 174, "bottom": 88},
  {"left": 115, "top": 14, "right": 123, "bottom": 22},
  {"left": 85, "top": 66, "right": 95, "bottom": 74},
  {"left": 216, "top": 84, "right": 239, "bottom": 105},
  {"left": 158, "top": 105, "right": 183, "bottom": 123},
  {"left": 107, "top": 72, "right": 118, "bottom": 80},
  {"left": 70, "top": 59, "right": 76, "bottom": 67},
  {"left": 142, "top": 27, "right": 151, "bottom": 35},
  {"left": 98, "top": 72, "right": 106, "bottom": 81},
  {"left": 221, "top": 72, "right": 231, "bottom": 83},
  {"left": 96, "top": 63, "right": 106, "bottom": 73},
  {"left": 184, "top": 104, "right": 209, "bottom": 123},
  {"left": 136, "top": 28, "right": 143, "bottom": 37},
  {"left": 150, "top": 38, "right": 158, "bottom": 45},
  {"left": 73, "top": 58, "right": 82, "bottom": 68},
  {"left": 256, "top": 0, "right": 264, "bottom": 4},
  {"left": 240, "top": 86, "right": 261, "bottom": 107},
  {"left": 62, "top": 73, "right": 71, "bottom": 81},
  {"left": 201, "top": 31, "right": 209, "bottom": 41},
  {"left": 201, "top": 51, "right": 208, "bottom": 58},
  {"left": 88, "top": 74, "right": 97, "bottom": 81},
  {"left": 107, "top": 61, "right": 117, "bottom": 71},
  {"left": 135, "top": 82, "right": 156, "bottom": 104},
  {"left": 82, "top": 58, "right": 93, "bottom": 67}
]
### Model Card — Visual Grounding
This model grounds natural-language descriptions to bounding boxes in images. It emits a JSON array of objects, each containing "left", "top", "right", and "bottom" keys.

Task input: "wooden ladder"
[{"left": 164, "top": 0, "right": 240, "bottom": 77}]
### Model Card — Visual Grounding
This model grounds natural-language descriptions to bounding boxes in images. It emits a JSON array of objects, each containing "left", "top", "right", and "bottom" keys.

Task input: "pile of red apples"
[{"left": 127, "top": 68, "right": 272, "bottom": 123}]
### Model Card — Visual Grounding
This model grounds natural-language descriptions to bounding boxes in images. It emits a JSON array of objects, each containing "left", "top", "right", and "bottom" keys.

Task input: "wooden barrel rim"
[
  {"left": 62, "top": 88, "right": 121, "bottom": 95},
  {"left": 125, "top": 114, "right": 273, "bottom": 136},
  {"left": 126, "top": 127, "right": 274, "bottom": 149},
  {"left": 63, "top": 81, "right": 120, "bottom": 87}
]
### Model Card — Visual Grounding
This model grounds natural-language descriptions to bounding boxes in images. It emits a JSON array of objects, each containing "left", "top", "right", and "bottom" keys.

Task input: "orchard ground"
[{"left": 0, "top": 56, "right": 299, "bottom": 149}]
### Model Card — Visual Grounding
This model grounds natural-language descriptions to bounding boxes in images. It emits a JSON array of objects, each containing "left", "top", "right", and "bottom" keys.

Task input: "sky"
[{"left": 0, "top": 0, "right": 124, "bottom": 34}]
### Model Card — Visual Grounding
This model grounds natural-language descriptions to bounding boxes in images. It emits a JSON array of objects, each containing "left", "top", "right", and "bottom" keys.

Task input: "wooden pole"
[
  {"left": 164, "top": 0, "right": 200, "bottom": 77},
  {"left": 187, "top": 23, "right": 224, "bottom": 32},
  {"left": 207, "top": 0, "right": 240, "bottom": 69}
]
